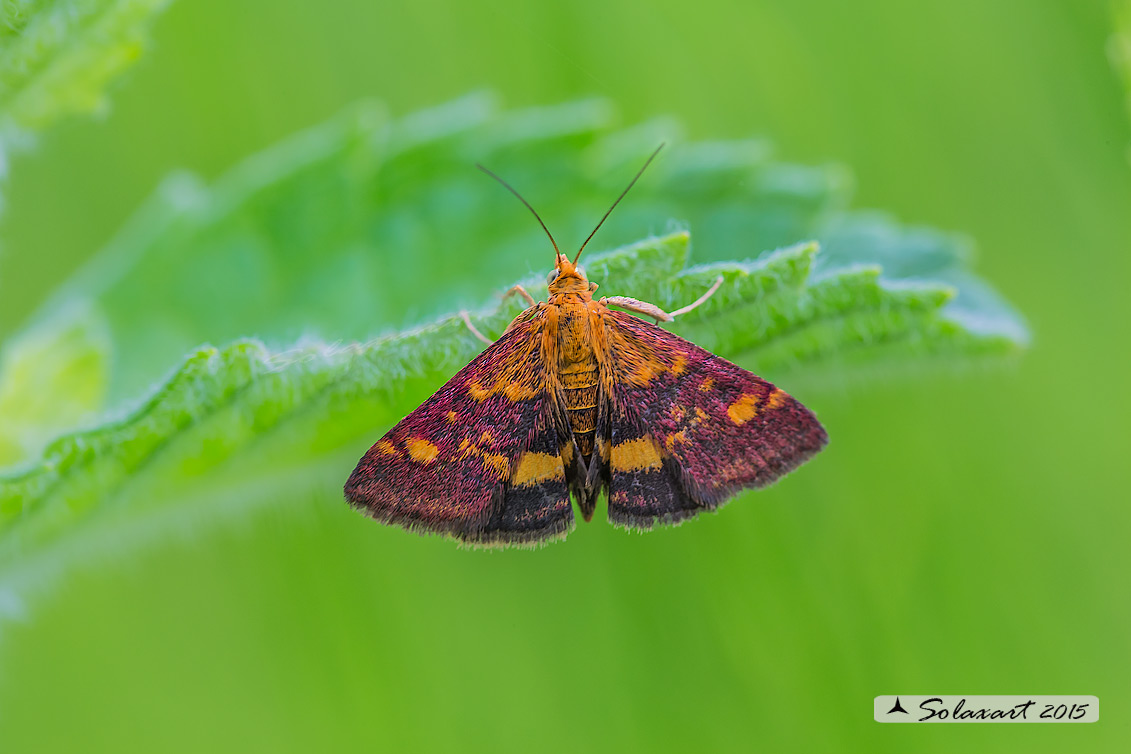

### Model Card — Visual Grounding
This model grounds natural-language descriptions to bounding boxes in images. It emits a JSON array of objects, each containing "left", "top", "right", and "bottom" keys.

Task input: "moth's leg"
[
  {"left": 603, "top": 296, "right": 673, "bottom": 323},
  {"left": 502, "top": 284, "right": 537, "bottom": 307},
  {"left": 459, "top": 311, "right": 494, "bottom": 345},
  {"left": 669, "top": 275, "right": 724, "bottom": 317},
  {"left": 605, "top": 275, "right": 724, "bottom": 324},
  {"left": 461, "top": 287, "right": 538, "bottom": 345}
]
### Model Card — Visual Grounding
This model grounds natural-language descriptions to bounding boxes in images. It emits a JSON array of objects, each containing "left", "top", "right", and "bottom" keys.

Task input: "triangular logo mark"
[{"left": 888, "top": 697, "right": 909, "bottom": 714}]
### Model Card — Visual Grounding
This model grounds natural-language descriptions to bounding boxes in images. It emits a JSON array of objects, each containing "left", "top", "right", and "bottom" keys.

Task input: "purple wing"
[
  {"left": 601, "top": 310, "right": 828, "bottom": 529},
  {"left": 345, "top": 314, "right": 573, "bottom": 546}
]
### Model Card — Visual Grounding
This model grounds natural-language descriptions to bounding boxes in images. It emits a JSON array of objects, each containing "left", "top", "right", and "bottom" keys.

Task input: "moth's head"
[{"left": 547, "top": 254, "right": 596, "bottom": 295}]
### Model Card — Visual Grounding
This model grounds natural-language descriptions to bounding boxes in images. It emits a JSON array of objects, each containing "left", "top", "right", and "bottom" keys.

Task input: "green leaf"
[
  {"left": 0, "top": 0, "right": 174, "bottom": 134},
  {"left": 817, "top": 211, "right": 1029, "bottom": 344},
  {"left": 0, "top": 95, "right": 1028, "bottom": 599},
  {"left": 0, "top": 303, "right": 110, "bottom": 466},
  {"left": 0, "top": 230, "right": 1024, "bottom": 591},
  {"left": 8, "top": 95, "right": 848, "bottom": 408}
]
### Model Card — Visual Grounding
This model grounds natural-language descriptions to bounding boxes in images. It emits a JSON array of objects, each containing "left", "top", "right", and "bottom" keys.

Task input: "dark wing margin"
[
  {"left": 602, "top": 310, "right": 828, "bottom": 529},
  {"left": 344, "top": 313, "right": 573, "bottom": 547}
]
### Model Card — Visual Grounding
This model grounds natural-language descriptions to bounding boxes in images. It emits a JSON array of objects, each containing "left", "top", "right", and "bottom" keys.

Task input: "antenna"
[
  {"left": 574, "top": 143, "right": 664, "bottom": 265},
  {"left": 477, "top": 164, "right": 560, "bottom": 268}
]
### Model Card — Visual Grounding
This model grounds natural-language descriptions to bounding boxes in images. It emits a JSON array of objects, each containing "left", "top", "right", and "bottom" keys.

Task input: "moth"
[{"left": 345, "top": 147, "right": 827, "bottom": 546}]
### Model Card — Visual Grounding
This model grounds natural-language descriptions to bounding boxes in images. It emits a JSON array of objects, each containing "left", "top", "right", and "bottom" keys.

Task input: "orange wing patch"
[
  {"left": 664, "top": 430, "right": 688, "bottom": 451},
  {"left": 513, "top": 451, "right": 565, "bottom": 487},
  {"left": 481, "top": 453, "right": 510, "bottom": 477},
  {"left": 618, "top": 345, "right": 682, "bottom": 387},
  {"left": 611, "top": 436, "right": 663, "bottom": 473},
  {"left": 406, "top": 437, "right": 440, "bottom": 463},
  {"left": 766, "top": 388, "right": 789, "bottom": 410},
  {"left": 455, "top": 436, "right": 510, "bottom": 480},
  {"left": 727, "top": 388, "right": 790, "bottom": 425},
  {"left": 726, "top": 393, "right": 761, "bottom": 425},
  {"left": 374, "top": 440, "right": 399, "bottom": 457}
]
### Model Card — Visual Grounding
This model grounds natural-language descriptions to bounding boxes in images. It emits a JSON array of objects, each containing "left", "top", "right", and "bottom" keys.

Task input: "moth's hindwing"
[
  {"left": 344, "top": 314, "right": 573, "bottom": 546},
  {"left": 603, "top": 310, "right": 828, "bottom": 529}
]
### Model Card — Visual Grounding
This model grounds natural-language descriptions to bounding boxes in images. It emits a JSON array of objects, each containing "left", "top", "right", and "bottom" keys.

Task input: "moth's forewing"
[
  {"left": 345, "top": 314, "right": 573, "bottom": 546},
  {"left": 600, "top": 310, "right": 827, "bottom": 529}
]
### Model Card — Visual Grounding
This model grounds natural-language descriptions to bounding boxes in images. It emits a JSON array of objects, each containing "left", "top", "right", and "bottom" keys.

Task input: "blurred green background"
[{"left": 1, "top": 0, "right": 1129, "bottom": 751}]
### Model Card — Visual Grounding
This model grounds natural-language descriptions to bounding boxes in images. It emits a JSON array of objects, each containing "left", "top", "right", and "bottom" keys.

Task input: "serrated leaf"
[
  {"left": 817, "top": 212, "right": 1029, "bottom": 345},
  {"left": 0, "top": 95, "right": 1029, "bottom": 601},
  {"left": 8, "top": 95, "right": 848, "bottom": 409},
  {"left": 0, "top": 96, "right": 1027, "bottom": 466},
  {"left": 0, "top": 230, "right": 1024, "bottom": 596}
]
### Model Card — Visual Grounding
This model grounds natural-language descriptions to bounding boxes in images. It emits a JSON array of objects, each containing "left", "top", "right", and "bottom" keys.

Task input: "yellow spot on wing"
[
  {"left": 446, "top": 411, "right": 458, "bottom": 422},
  {"left": 699, "top": 377, "right": 714, "bottom": 392},
  {"left": 469, "top": 378, "right": 540, "bottom": 403},
  {"left": 503, "top": 382, "right": 537, "bottom": 402},
  {"left": 479, "top": 430, "right": 495, "bottom": 444},
  {"left": 766, "top": 388, "right": 788, "bottom": 410},
  {"left": 482, "top": 453, "right": 510, "bottom": 477},
  {"left": 665, "top": 431, "right": 688, "bottom": 451},
  {"left": 406, "top": 437, "right": 440, "bottom": 463},
  {"left": 727, "top": 393, "right": 761, "bottom": 425},
  {"left": 513, "top": 452, "right": 563, "bottom": 487},
  {"left": 375, "top": 440, "right": 399, "bottom": 457},
  {"left": 612, "top": 437, "right": 663, "bottom": 472},
  {"left": 670, "top": 354, "right": 687, "bottom": 376},
  {"left": 628, "top": 359, "right": 659, "bottom": 385},
  {"left": 453, "top": 434, "right": 510, "bottom": 479}
]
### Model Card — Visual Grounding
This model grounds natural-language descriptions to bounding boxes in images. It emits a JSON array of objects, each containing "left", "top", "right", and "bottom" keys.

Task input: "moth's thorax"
[
  {"left": 546, "top": 257, "right": 599, "bottom": 366},
  {"left": 544, "top": 291, "right": 603, "bottom": 461},
  {"left": 548, "top": 277, "right": 591, "bottom": 296},
  {"left": 555, "top": 302, "right": 597, "bottom": 367}
]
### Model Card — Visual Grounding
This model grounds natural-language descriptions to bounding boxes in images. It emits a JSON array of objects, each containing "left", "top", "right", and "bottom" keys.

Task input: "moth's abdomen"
[{"left": 561, "top": 367, "right": 599, "bottom": 459}]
